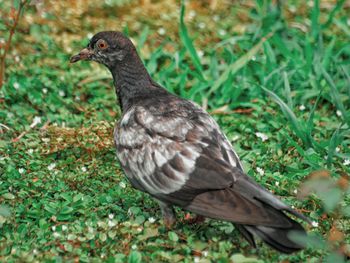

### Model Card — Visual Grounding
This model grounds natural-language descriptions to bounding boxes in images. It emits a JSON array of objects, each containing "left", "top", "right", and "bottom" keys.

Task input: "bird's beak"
[{"left": 70, "top": 48, "right": 94, "bottom": 63}]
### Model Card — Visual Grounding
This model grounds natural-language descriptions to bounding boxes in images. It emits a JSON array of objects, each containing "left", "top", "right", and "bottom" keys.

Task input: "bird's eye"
[{"left": 97, "top": 40, "right": 108, "bottom": 50}]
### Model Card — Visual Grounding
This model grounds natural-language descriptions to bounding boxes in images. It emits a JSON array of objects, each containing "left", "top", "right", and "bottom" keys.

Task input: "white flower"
[
  {"left": 28, "top": 149, "right": 34, "bottom": 154},
  {"left": 30, "top": 116, "right": 42, "bottom": 128},
  {"left": 275, "top": 181, "right": 280, "bottom": 186},
  {"left": 336, "top": 110, "right": 342, "bottom": 116},
  {"left": 218, "top": 29, "right": 226, "bottom": 36},
  {"left": 194, "top": 256, "right": 200, "bottom": 263},
  {"left": 299, "top": 105, "right": 306, "bottom": 111},
  {"left": 203, "top": 251, "right": 208, "bottom": 257},
  {"left": 62, "top": 225, "right": 67, "bottom": 231},
  {"left": 311, "top": 221, "right": 318, "bottom": 228},
  {"left": 198, "top": 22, "right": 205, "bottom": 29},
  {"left": 255, "top": 132, "right": 268, "bottom": 142},
  {"left": 293, "top": 189, "right": 298, "bottom": 194},
  {"left": 291, "top": 205, "right": 295, "bottom": 209},
  {"left": 289, "top": 5, "right": 297, "bottom": 13},
  {"left": 13, "top": 82, "right": 20, "bottom": 90},
  {"left": 148, "top": 217, "right": 156, "bottom": 223},
  {"left": 137, "top": 227, "right": 142, "bottom": 232},
  {"left": 108, "top": 214, "right": 114, "bottom": 219},
  {"left": 119, "top": 182, "right": 126, "bottom": 188},
  {"left": 48, "top": 163, "right": 56, "bottom": 171},
  {"left": 131, "top": 244, "right": 137, "bottom": 250},
  {"left": 15, "top": 56, "right": 20, "bottom": 62},
  {"left": 100, "top": 253, "right": 106, "bottom": 258},
  {"left": 81, "top": 166, "right": 87, "bottom": 172},
  {"left": 232, "top": 135, "right": 239, "bottom": 142},
  {"left": 18, "top": 168, "right": 25, "bottom": 174},
  {"left": 51, "top": 226, "right": 56, "bottom": 231},
  {"left": 197, "top": 50, "right": 204, "bottom": 58},
  {"left": 188, "top": 10, "right": 196, "bottom": 19},
  {"left": 87, "top": 32, "right": 93, "bottom": 39},
  {"left": 88, "top": 226, "right": 94, "bottom": 233},
  {"left": 42, "top": 88, "right": 48, "bottom": 94},
  {"left": 335, "top": 147, "right": 340, "bottom": 152},
  {"left": 59, "top": 90, "right": 65, "bottom": 97},
  {"left": 343, "top": 159, "right": 350, "bottom": 166},
  {"left": 256, "top": 167, "right": 265, "bottom": 176},
  {"left": 33, "top": 249, "right": 38, "bottom": 254},
  {"left": 42, "top": 138, "right": 50, "bottom": 143},
  {"left": 251, "top": 56, "right": 256, "bottom": 61},
  {"left": 75, "top": 95, "right": 81, "bottom": 101},
  {"left": 157, "top": 28, "right": 166, "bottom": 35},
  {"left": 108, "top": 220, "right": 116, "bottom": 227},
  {"left": 53, "top": 232, "right": 60, "bottom": 238},
  {"left": 213, "top": 15, "right": 219, "bottom": 22}
]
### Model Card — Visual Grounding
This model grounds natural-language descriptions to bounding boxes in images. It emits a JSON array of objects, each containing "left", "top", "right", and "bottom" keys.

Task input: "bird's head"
[{"left": 70, "top": 31, "right": 134, "bottom": 68}]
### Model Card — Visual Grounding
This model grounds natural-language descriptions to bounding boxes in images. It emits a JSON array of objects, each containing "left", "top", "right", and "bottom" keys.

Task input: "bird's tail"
[{"left": 236, "top": 216, "right": 306, "bottom": 254}]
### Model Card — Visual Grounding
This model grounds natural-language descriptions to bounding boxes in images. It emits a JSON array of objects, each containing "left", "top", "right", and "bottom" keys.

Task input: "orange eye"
[{"left": 97, "top": 40, "right": 108, "bottom": 50}]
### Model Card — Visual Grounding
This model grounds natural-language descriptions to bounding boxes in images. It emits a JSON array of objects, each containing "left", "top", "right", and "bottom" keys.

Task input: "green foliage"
[{"left": 0, "top": 0, "right": 349, "bottom": 262}]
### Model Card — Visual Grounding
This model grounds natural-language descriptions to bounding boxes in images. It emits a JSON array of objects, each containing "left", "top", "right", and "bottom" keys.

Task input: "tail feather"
[{"left": 237, "top": 217, "right": 306, "bottom": 254}]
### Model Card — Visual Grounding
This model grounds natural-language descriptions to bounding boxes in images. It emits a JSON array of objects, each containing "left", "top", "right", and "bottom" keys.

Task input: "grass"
[{"left": 1, "top": 0, "right": 349, "bottom": 262}]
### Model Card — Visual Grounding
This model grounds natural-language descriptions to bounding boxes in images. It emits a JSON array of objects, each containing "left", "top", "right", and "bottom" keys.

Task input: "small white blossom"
[
  {"left": 30, "top": 116, "right": 42, "bottom": 128},
  {"left": 100, "top": 253, "right": 106, "bottom": 258},
  {"left": 299, "top": 104, "right": 306, "bottom": 111},
  {"left": 336, "top": 110, "right": 342, "bottom": 116},
  {"left": 88, "top": 226, "right": 94, "bottom": 233},
  {"left": 289, "top": 5, "right": 297, "bottom": 13},
  {"left": 213, "top": 15, "right": 219, "bottom": 22},
  {"left": 157, "top": 28, "right": 166, "bottom": 35},
  {"left": 75, "top": 95, "right": 81, "bottom": 101},
  {"left": 197, "top": 50, "right": 204, "bottom": 58},
  {"left": 48, "top": 163, "right": 56, "bottom": 171},
  {"left": 293, "top": 189, "right": 298, "bottom": 194},
  {"left": 335, "top": 147, "right": 340, "bottom": 153},
  {"left": 291, "top": 205, "right": 295, "bottom": 209},
  {"left": 42, "top": 88, "right": 48, "bottom": 94},
  {"left": 188, "top": 10, "right": 196, "bottom": 19},
  {"left": 51, "top": 226, "right": 56, "bottom": 231},
  {"left": 59, "top": 90, "right": 65, "bottom": 97},
  {"left": 255, "top": 132, "right": 269, "bottom": 142},
  {"left": 15, "top": 56, "right": 20, "bottom": 62},
  {"left": 251, "top": 56, "right": 256, "bottom": 61},
  {"left": 218, "top": 29, "right": 226, "bottom": 36},
  {"left": 18, "top": 168, "right": 25, "bottom": 174},
  {"left": 232, "top": 135, "right": 240, "bottom": 142},
  {"left": 81, "top": 166, "right": 87, "bottom": 172},
  {"left": 194, "top": 256, "right": 200, "bottom": 263},
  {"left": 108, "top": 220, "right": 116, "bottom": 227},
  {"left": 256, "top": 167, "right": 265, "bottom": 176},
  {"left": 28, "top": 149, "right": 34, "bottom": 154},
  {"left": 33, "top": 249, "right": 38, "bottom": 254},
  {"left": 119, "top": 182, "right": 126, "bottom": 188},
  {"left": 311, "top": 221, "right": 318, "bottom": 228},
  {"left": 203, "top": 251, "right": 208, "bottom": 257},
  {"left": 148, "top": 217, "right": 156, "bottom": 223},
  {"left": 87, "top": 32, "right": 93, "bottom": 39},
  {"left": 343, "top": 159, "right": 350, "bottom": 166},
  {"left": 131, "top": 244, "right": 137, "bottom": 250},
  {"left": 53, "top": 232, "right": 60, "bottom": 238},
  {"left": 198, "top": 22, "right": 205, "bottom": 29},
  {"left": 137, "top": 227, "right": 142, "bottom": 232},
  {"left": 275, "top": 181, "right": 280, "bottom": 186},
  {"left": 13, "top": 82, "right": 20, "bottom": 90},
  {"left": 108, "top": 214, "right": 114, "bottom": 219},
  {"left": 62, "top": 225, "right": 67, "bottom": 231}
]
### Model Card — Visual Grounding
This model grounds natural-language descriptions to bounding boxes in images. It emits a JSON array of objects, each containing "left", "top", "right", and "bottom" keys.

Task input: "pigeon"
[{"left": 70, "top": 31, "right": 310, "bottom": 253}]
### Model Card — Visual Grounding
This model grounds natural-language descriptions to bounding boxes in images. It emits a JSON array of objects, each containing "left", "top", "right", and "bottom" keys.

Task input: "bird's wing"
[{"left": 115, "top": 102, "right": 308, "bottom": 227}]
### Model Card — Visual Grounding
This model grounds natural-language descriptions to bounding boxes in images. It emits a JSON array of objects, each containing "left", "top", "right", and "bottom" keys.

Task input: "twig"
[{"left": 0, "top": 0, "right": 28, "bottom": 88}]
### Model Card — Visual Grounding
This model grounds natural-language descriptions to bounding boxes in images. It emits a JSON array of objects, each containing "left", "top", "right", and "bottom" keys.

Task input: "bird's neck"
[{"left": 110, "top": 51, "right": 152, "bottom": 112}]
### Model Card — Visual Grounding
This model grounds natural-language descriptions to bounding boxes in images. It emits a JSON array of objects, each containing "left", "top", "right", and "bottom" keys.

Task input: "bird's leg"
[{"left": 157, "top": 200, "right": 176, "bottom": 229}]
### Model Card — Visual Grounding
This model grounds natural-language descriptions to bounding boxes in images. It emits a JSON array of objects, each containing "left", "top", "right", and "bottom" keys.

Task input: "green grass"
[{"left": 1, "top": 1, "right": 350, "bottom": 262}]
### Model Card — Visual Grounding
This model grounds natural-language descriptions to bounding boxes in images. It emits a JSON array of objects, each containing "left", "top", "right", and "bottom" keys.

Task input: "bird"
[{"left": 70, "top": 31, "right": 310, "bottom": 254}]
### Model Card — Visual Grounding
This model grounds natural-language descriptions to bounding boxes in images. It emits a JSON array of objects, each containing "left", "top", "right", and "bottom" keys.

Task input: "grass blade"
[
  {"left": 260, "top": 85, "right": 311, "bottom": 147},
  {"left": 179, "top": 0, "right": 205, "bottom": 81},
  {"left": 208, "top": 33, "right": 272, "bottom": 96}
]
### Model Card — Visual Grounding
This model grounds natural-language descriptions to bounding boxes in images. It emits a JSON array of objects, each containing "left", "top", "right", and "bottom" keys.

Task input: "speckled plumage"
[{"left": 71, "top": 31, "right": 310, "bottom": 254}]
